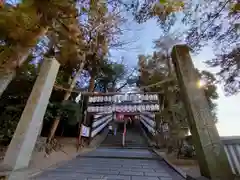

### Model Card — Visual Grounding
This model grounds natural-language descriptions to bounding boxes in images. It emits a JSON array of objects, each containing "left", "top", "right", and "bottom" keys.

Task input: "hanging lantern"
[
  {"left": 144, "top": 95, "right": 149, "bottom": 101},
  {"left": 155, "top": 104, "right": 160, "bottom": 111},
  {"left": 87, "top": 106, "right": 91, "bottom": 112},
  {"left": 89, "top": 97, "right": 92, "bottom": 102},
  {"left": 122, "top": 105, "right": 127, "bottom": 112},
  {"left": 142, "top": 105, "right": 146, "bottom": 111},
  {"left": 149, "top": 95, "right": 154, "bottom": 100},
  {"left": 120, "top": 105, "right": 124, "bottom": 112},
  {"left": 103, "top": 96, "right": 108, "bottom": 102},
  {"left": 133, "top": 105, "right": 137, "bottom": 111},
  {"left": 96, "top": 106, "right": 100, "bottom": 112},
  {"left": 111, "top": 104, "right": 115, "bottom": 112},
  {"left": 137, "top": 105, "right": 141, "bottom": 111},
  {"left": 150, "top": 105, "right": 155, "bottom": 111},
  {"left": 116, "top": 105, "right": 121, "bottom": 112},
  {"left": 146, "top": 105, "right": 150, "bottom": 111},
  {"left": 111, "top": 95, "right": 115, "bottom": 102},
  {"left": 89, "top": 106, "right": 93, "bottom": 112},
  {"left": 153, "top": 94, "right": 158, "bottom": 101},
  {"left": 129, "top": 105, "right": 133, "bottom": 112}
]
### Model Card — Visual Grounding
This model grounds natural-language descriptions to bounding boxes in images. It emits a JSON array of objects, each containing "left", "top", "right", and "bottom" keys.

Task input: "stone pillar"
[
  {"left": 171, "top": 45, "right": 233, "bottom": 180},
  {"left": 2, "top": 57, "right": 60, "bottom": 170}
]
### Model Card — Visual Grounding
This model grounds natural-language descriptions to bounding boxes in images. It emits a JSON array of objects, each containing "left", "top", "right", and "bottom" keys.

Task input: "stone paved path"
[
  {"left": 33, "top": 148, "right": 184, "bottom": 180},
  {"left": 33, "top": 125, "right": 184, "bottom": 180}
]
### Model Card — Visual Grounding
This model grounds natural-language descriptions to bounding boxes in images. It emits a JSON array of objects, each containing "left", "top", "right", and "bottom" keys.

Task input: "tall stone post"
[
  {"left": 2, "top": 57, "right": 60, "bottom": 171},
  {"left": 171, "top": 45, "right": 233, "bottom": 180}
]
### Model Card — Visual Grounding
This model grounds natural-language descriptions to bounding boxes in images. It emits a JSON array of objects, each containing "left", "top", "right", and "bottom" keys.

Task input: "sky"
[{"left": 111, "top": 18, "right": 240, "bottom": 137}]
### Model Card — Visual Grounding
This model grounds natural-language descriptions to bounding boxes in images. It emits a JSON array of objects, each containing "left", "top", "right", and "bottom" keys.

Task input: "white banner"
[{"left": 81, "top": 124, "right": 90, "bottom": 137}]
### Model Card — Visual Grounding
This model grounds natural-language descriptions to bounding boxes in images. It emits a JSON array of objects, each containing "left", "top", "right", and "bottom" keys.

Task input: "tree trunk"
[
  {"left": 88, "top": 74, "right": 96, "bottom": 92},
  {"left": 47, "top": 61, "right": 85, "bottom": 143},
  {"left": 0, "top": 28, "right": 47, "bottom": 97}
]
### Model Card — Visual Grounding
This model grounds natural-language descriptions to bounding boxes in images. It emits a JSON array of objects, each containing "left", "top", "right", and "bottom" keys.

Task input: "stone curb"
[
  {"left": 185, "top": 175, "right": 209, "bottom": 180},
  {"left": 139, "top": 126, "right": 187, "bottom": 179},
  {"left": 153, "top": 149, "right": 187, "bottom": 179}
]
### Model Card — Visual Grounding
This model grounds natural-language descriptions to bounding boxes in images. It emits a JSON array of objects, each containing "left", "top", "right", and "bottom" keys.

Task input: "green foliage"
[
  {"left": 0, "top": 57, "right": 37, "bottom": 144},
  {"left": 131, "top": 0, "right": 184, "bottom": 23},
  {"left": 138, "top": 48, "right": 219, "bottom": 127},
  {"left": 95, "top": 60, "right": 127, "bottom": 92},
  {"left": 0, "top": 0, "right": 80, "bottom": 72},
  {"left": 154, "top": 0, "right": 240, "bottom": 95},
  {"left": 61, "top": 100, "right": 82, "bottom": 126},
  {"left": 44, "top": 100, "right": 81, "bottom": 127},
  {"left": 205, "top": 47, "right": 240, "bottom": 95},
  {"left": 0, "top": 2, "right": 40, "bottom": 44},
  {"left": 0, "top": 52, "right": 83, "bottom": 145},
  {"left": 0, "top": 105, "right": 23, "bottom": 145}
]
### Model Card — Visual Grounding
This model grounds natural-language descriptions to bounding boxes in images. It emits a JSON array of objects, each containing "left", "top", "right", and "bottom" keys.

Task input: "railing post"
[{"left": 171, "top": 45, "right": 233, "bottom": 180}]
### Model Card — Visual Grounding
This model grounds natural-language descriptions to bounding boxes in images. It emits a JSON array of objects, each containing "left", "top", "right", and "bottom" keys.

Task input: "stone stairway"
[
  {"left": 33, "top": 148, "right": 185, "bottom": 180},
  {"left": 100, "top": 123, "right": 149, "bottom": 148},
  {"left": 32, "top": 122, "right": 185, "bottom": 180}
]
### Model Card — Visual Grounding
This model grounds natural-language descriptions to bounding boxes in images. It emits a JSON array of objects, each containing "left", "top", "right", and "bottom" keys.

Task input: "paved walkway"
[
  {"left": 33, "top": 147, "right": 184, "bottom": 180},
  {"left": 33, "top": 126, "right": 184, "bottom": 180}
]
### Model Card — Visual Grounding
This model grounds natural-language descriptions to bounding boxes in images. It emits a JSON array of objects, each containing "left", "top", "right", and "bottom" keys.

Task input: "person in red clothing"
[{"left": 122, "top": 120, "right": 127, "bottom": 147}]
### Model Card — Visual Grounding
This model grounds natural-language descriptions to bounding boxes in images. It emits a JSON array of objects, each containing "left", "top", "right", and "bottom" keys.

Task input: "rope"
[
  {"left": 139, "top": 77, "right": 174, "bottom": 90},
  {"left": 53, "top": 84, "right": 166, "bottom": 95}
]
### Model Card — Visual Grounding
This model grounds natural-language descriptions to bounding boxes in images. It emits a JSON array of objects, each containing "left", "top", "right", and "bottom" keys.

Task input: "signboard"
[{"left": 80, "top": 124, "right": 90, "bottom": 137}]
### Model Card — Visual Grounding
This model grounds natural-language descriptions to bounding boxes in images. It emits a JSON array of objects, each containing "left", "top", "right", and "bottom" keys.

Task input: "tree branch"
[{"left": 115, "top": 68, "right": 137, "bottom": 92}]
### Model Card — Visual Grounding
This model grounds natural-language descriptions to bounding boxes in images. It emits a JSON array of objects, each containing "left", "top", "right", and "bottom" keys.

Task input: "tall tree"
[
  {"left": 95, "top": 61, "right": 127, "bottom": 92},
  {"left": 0, "top": 0, "right": 79, "bottom": 97},
  {"left": 0, "top": 57, "right": 38, "bottom": 145},
  {"left": 137, "top": 50, "right": 219, "bottom": 150},
  {"left": 145, "top": 0, "right": 239, "bottom": 95},
  {"left": 47, "top": 0, "right": 126, "bottom": 143}
]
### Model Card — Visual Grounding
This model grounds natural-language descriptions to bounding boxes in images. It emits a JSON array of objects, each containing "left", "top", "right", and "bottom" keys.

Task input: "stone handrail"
[
  {"left": 221, "top": 136, "right": 240, "bottom": 175},
  {"left": 91, "top": 114, "right": 112, "bottom": 138},
  {"left": 140, "top": 113, "right": 156, "bottom": 136}
]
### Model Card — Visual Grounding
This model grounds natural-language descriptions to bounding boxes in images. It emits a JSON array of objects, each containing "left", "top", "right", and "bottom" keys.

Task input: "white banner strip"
[
  {"left": 91, "top": 118, "right": 112, "bottom": 138},
  {"left": 92, "top": 114, "right": 112, "bottom": 128},
  {"left": 140, "top": 118, "right": 155, "bottom": 134},
  {"left": 140, "top": 114, "right": 156, "bottom": 127},
  {"left": 141, "top": 112, "right": 155, "bottom": 118}
]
